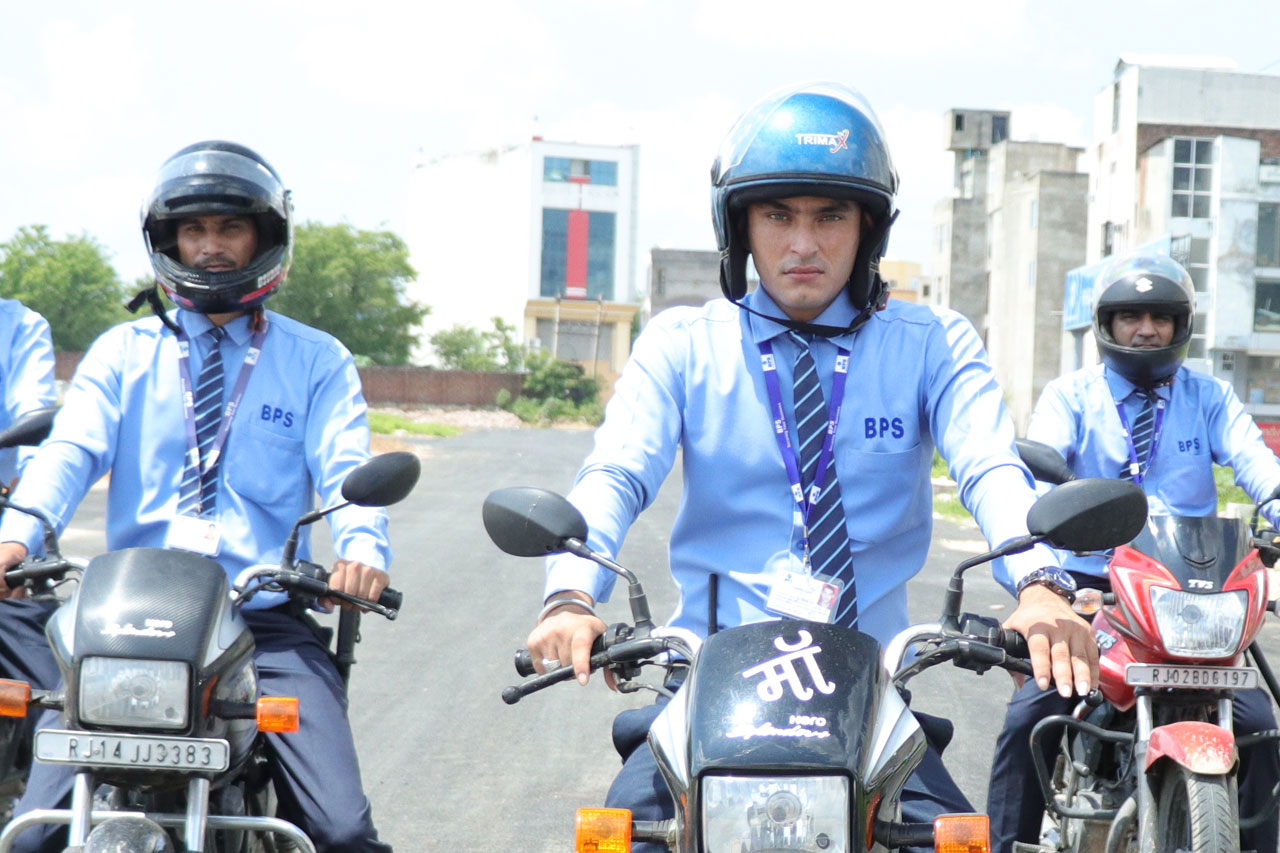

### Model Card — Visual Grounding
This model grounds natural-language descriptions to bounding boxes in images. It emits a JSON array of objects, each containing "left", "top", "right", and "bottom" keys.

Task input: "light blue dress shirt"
[
  {"left": 0, "top": 299, "right": 57, "bottom": 485},
  {"left": 1027, "top": 364, "right": 1280, "bottom": 577},
  {"left": 546, "top": 288, "right": 1055, "bottom": 647},
  {"left": 0, "top": 309, "right": 391, "bottom": 607}
]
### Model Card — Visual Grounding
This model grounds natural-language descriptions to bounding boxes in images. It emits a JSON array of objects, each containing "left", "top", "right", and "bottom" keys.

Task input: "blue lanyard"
[
  {"left": 1113, "top": 392, "right": 1166, "bottom": 485},
  {"left": 176, "top": 320, "right": 268, "bottom": 514},
  {"left": 758, "top": 337, "right": 850, "bottom": 564}
]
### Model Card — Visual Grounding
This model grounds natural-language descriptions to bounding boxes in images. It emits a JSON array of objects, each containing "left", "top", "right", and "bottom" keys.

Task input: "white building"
[
  {"left": 405, "top": 138, "right": 640, "bottom": 384},
  {"left": 1064, "top": 55, "right": 1280, "bottom": 446}
]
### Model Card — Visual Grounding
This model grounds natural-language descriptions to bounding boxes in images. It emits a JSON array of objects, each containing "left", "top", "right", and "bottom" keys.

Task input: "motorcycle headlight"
[
  {"left": 1150, "top": 588, "right": 1248, "bottom": 658},
  {"left": 78, "top": 657, "right": 189, "bottom": 730},
  {"left": 702, "top": 775, "right": 849, "bottom": 853}
]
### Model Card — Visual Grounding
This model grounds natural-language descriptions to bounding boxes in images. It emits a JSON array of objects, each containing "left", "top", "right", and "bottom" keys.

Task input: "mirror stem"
[
  {"left": 941, "top": 533, "right": 1042, "bottom": 631},
  {"left": 562, "top": 538, "right": 654, "bottom": 630},
  {"left": 281, "top": 501, "right": 348, "bottom": 567}
]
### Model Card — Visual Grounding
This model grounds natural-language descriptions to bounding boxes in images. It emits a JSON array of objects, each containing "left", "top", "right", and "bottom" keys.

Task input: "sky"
[{"left": 3, "top": 0, "right": 1280, "bottom": 298}]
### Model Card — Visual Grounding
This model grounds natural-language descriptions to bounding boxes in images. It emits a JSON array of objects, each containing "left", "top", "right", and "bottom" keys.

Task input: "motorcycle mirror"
[
  {"left": 1016, "top": 438, "right": 1076, "bottom": 485},
  {"left": 1027, "top": 478, "right": 1148, "bottom": 552},
  {"left": 0, "top": 406, "right": 59, "bottom": 450},
  {"left": 340, "top": 452, "right": 421, "bottom": 508},
  {"left": 482, "top": 487, "right": 588, "bottom": 557}
]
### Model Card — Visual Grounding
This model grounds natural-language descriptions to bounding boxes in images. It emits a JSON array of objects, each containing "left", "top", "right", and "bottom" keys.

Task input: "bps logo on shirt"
[
  {"left": 865, "top": 417, "right": 905, "bottom": 439},
  {"left": 261, "top": 405, "right": 296, "bottom": 429}
]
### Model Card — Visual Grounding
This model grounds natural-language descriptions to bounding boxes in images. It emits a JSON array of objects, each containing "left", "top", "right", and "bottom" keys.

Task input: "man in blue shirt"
[
  {"left": 525, "top": 82, "right": 1096, "bottom": 849},
  {"left": 0, "top": 141, "right": 393, "bottom": 852},
  {"left": 986, "top": 252, "right": 1280, "bottom": 853},
  {"left": 0, "top": 299, "right": 60, "bottom": 699}
]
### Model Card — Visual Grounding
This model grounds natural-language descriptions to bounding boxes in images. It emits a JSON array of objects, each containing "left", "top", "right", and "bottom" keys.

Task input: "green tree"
[
  {"left": 0, "top": 225, "right": 129, "bottom": 351},
  {"left": 429, "top": 316, "right": 522, "bottom": 371},
  {"left": 269, "top": 222, "right": 428, "bottom": 365}
]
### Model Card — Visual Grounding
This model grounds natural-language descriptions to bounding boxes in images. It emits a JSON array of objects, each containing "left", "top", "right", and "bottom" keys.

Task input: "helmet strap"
[
  {"left": 125, "top": 285, "right": 182, "bottom": 335},
  {"left": 729, "top": 294, "right": 877, "bottom": 338}
]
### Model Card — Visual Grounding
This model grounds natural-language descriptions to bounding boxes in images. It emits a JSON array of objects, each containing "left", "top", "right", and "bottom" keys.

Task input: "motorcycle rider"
[
  {"left": 0, "top": 141, "right": 394, "bottom": 852},
  {"left": 986, "top": 251, "right": 1280, "bottom": 853},
  {"left": 0, "top": 299, "right": 59, "bottom": 694},
  {"left": 526, "top": 81, "right": 1097, "bottom": 849}
]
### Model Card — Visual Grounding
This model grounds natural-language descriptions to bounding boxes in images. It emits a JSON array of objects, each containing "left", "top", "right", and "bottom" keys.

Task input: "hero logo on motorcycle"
[{"left": 740, "top": 629, "right": 836, "bottom": 702}]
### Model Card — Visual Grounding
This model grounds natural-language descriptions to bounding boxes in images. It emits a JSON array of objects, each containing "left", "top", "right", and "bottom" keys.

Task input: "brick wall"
[{"left": 54, "top": 352, "right": 523, "bottom": 407}]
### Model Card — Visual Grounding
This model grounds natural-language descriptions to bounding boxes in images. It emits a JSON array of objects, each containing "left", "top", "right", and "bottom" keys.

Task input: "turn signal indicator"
[{"left": 575, "top": 807, "right": 631, "bottom": 852}]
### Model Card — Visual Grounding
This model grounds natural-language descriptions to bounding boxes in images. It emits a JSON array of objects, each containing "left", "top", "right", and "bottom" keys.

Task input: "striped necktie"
[
  {"left": 1125, "top": 389, "right": 1158, "bottom": 481},
  {"left": 179, "top": 327, "right": 225, "bottom": 516},
  {"left": 790, "top": 332, "right": 857, "bottom": 627}
]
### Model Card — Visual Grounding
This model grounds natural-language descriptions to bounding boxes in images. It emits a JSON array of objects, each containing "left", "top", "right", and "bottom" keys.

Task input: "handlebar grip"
[
  {"left": 995, "top": 627, "right": 1030, "bottom": 660},
  {"left": 377, "top": 586, "right": 402, "bottom": 612},
  {"left": 514, "top": 634, "right": 609, "bottom": 677}
]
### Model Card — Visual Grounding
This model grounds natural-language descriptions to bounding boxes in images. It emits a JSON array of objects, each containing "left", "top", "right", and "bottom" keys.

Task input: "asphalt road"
[{"left": 51, "top": 427, "right": 1280, "bottom": 851}]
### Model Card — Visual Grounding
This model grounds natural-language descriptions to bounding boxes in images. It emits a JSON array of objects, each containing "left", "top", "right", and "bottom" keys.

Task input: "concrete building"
[
  {"left": 931, "top": 109, "right": 1088, "bottom": 428},
  {"left": 644, "top": 248, "right": 722, "bottom": 322},
  {"left": 984, "top": 142, "right": 1088, "bottom": 429},
  {"left": 1063, "top": 55, "right": 1280, "bottom": 448},
  {"left": 405, "top": 138, "right": 640, "bottom": 391},
  {"left": 930, "top": 109, "right": 1010, "bottom": 337}
]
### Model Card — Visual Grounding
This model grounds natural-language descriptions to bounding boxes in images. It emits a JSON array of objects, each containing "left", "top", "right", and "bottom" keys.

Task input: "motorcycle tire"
[{"left": 1154, "top": 766, "right": 1239, "bottom": 853}]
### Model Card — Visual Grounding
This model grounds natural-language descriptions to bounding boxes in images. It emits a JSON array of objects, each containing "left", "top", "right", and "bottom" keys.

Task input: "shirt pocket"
[
  {"left": 841, "top": 445, "right": 927, "bottom": 543},
  {"left": 225, "top": 422, "right": 308, "bottom": 511}
]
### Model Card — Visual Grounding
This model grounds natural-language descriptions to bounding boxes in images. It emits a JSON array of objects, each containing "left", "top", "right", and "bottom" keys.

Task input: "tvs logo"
[{"left": 795, "top": 129, "right": 850, "bottom": 154}]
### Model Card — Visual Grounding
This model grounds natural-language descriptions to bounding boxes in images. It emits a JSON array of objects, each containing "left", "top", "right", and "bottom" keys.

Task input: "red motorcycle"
[{"left": 1016, "top": 439, "right": 1280, "bottom": 853}]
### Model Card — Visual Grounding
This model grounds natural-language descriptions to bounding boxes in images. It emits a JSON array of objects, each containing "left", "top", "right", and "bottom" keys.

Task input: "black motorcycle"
[
  {"left": 483, "top": 477, "right": 1147, "bottom": 852},
  {"left": 0, "top": 449, "right": 419, "bottom": 853}
]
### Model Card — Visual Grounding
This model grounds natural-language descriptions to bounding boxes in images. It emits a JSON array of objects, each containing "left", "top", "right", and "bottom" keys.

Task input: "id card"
[
  {"left": 165, "top": 515, "right": 222, "bottom": 556},
  {"left": 765, "top": 569, "right": 843, "bottom": 623}
]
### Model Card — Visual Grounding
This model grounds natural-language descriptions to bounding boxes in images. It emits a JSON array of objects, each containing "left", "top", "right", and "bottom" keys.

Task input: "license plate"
[
  {"left": 1125, "top": 664, "right": 1259, "bottom": 689},
  {"left": 34, "top": 729, "right": 230, "bottom": 772}
]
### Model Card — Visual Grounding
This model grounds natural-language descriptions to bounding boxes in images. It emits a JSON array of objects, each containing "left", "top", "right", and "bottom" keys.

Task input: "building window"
[
  {"left": 1029, "top": 199, "right": 1038, "bottom": 229},
  {"left": 540, "top": 208, "right": 616, "bottom": 300},
  {"left": 1256, "top": 279, "right": 1280, "bottom": 332},
  {"left": 543, "top": 157, "right": 618, "bottom": 186},
  {"left": 534, "top": 318, "right": 614, "bottom": 362},
  {"left": 1111, "top": 83, "right": 1121, "bottom": 133},
  {"left": 1171, "top": 138, "right": 1214, "bottom": 219},
  {"left": 991, "top": 115, "right": 1008, "bottom": 145},
  {"left": 1246, "top": 355, "right": 1280, "bottom": 405},
  {"left": 954, "top": 113, "right": 965, "bottom": 132},
  {"left": 1259, "top": 203, "right": 1280, "bottom": 268},
  {"left": 1027, "top": 260, "right": 1037, "bottom": 289}
]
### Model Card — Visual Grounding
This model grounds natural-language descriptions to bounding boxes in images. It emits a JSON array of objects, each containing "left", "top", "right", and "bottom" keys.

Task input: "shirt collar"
[
  {"left": 176, "top": 309, "right": 253, "bottom": 346},
  {"left": 1104, "top": 366, "right": 1176, "bottom": 403},
  {"left": 742, "top": 287, "right": 858, "bottom": 348}
]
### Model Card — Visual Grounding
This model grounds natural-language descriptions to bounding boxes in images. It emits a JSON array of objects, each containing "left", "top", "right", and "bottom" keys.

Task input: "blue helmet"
[{"left": 711, "top": 82, "right": 899, "bottom": 320}]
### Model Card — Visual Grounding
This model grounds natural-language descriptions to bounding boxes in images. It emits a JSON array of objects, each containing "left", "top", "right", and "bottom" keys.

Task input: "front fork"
[{"left": 1133, "top": 694, "right": 1237, "bottom": 853}]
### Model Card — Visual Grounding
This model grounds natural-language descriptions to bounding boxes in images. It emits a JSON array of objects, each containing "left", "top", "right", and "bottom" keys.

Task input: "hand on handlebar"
[
  {"left": 321, "top": 559, "right": 388, "bottom": 613},
  {"left": 526, "top": 597, "right": 608, "bottom": 687},
  {"left": 1004, "top": 584, "right": 1098, "bottom": 698},
  {"left": 0, "top": 542, "right": 28, "bottom": 601}
]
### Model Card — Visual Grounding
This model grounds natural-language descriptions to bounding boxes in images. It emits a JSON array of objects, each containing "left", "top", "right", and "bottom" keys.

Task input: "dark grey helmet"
[
  {"left": 1092, "top": 253, "right": 1195, "bottom": 386},
  {"left": 142, "top": 140, "right": 292, "bottom": 315}
]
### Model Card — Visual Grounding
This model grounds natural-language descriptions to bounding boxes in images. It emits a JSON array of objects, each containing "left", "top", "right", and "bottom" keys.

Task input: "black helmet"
[
  {"left": 711, "top": 82, "right": 898, "bottom": 331},
  {"left": 1092, "top": 252, "right": 1195, "bottom": 387},
  {"left": 142, "top": 141, "right": 292, "bottom": 315}
]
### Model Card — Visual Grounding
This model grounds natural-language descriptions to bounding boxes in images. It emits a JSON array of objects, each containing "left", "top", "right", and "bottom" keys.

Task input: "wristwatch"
[{"left": 1015, "top": 567, "right": 1078, "bottom": 604}]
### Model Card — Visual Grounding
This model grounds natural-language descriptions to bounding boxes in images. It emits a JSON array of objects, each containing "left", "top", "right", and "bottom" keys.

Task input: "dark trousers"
[
  {"left": 987, "top": 677, "right": 1280, "bottom": 853},
  {"left": 0, "top": 598, "right": 61, "bottom": 691},
  {"left": 608, "top": 692, "right": 972, "bottom": 853},
  {"left": 10, "top": 608, "right": 390, "bottom": 853}
]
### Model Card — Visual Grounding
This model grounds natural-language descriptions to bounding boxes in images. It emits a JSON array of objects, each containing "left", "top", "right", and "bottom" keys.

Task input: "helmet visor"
[{"left": 149, "top": 149, "right": 286, "bottom": 220}]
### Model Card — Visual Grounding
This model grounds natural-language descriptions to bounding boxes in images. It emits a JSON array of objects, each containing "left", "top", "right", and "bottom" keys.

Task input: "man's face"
[
  {"left": 746, "top": 196, "right": 862, "bottom": 323},
  {"left": 1111, "top": 310, "right": 1175, "bottom": 348},
  {"left": 176, "top": 215, "right": 258, "bottom": 272}
]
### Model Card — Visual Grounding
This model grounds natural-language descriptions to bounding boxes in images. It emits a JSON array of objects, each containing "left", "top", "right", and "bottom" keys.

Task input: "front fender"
[{"left": 1144, "top": 721, "right": 1237, "bottom": 775}]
